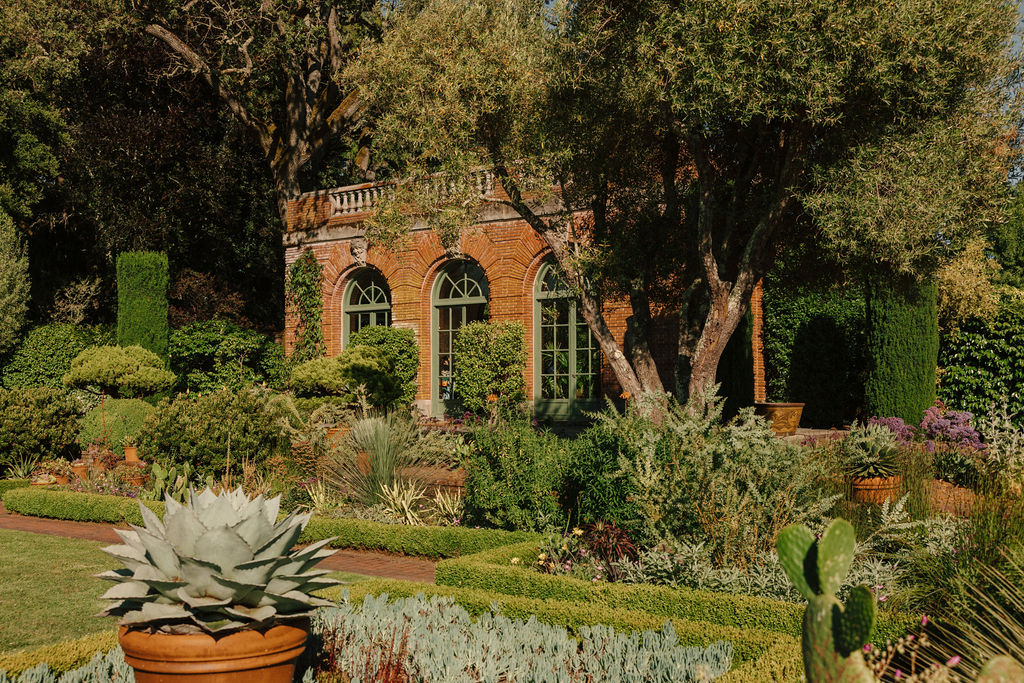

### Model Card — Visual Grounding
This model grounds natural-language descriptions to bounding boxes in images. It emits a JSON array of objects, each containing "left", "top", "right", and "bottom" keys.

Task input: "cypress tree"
[
  {"left": 116, "top": 251, "right": 169, "bottom": 361},
  {"left": 864, "top": 271, "right": 938, "bottom": 423}
]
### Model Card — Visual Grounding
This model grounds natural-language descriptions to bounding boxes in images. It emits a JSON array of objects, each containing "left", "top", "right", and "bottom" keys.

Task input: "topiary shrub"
[
  {"left": 170, "top": 319, "right": 286, "bottom": 393},
  {"left": 463, "top": 418, "right": 569, "bottom": 531},
  {"left": 63, "top": 346, "right": 176, "bottom": 398},
  {"left": 1, "top": 323, "right": 113, "bottom": 389},
  {"left": 348, "top": 325, "right": 418, "bottom": 406},
  {"left": 453, "top": 321, "right": 526, "bottom": 415},
  {"left": 865, "top": 272, "right": 939, "bottom": 424},
  {"left": 136, "top": 386, "right": 290, "bottom": 481},
  {"left": 939, "top": 295, "right": 1024, "bottom": 421},
  {"left": 116, "top": 251, "right": 169, "bottom": 361},
  {"left": 290, "top": 345, "right": 402, "bottom": 408},
  {"left": 0, "top": 387, "right": 80, "bottom": 473},
  {"left": 78, "top": 398, "right": 154, "bottom": 455}
]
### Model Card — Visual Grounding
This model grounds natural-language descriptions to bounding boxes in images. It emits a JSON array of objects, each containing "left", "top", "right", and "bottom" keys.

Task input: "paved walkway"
[{"left": 0, "top": 504, "right": 436, "bottom": 583}]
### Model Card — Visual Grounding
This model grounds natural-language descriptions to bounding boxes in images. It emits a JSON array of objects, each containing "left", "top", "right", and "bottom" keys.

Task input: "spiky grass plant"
[
  {"left": 97, "top": 487, "right": 339, "bottom": 634},
  {"left": 324, "top": 412, "right": 445, "bottom": 506}
]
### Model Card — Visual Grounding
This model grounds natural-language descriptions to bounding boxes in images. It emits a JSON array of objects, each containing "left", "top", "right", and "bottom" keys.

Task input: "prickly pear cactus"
[{"left": 777, "top": 519, "right": 875, "bottom": 683}]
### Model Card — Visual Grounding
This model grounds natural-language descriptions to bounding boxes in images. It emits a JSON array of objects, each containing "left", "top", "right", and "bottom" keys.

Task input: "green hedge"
[
  {"left": 116, "top": 251, "right": 169, "bottom": 361},
  {"left": 0, "top": 487, "right": 538, "bottom": 558},
  {"left": 0, "top": 478, "right": 29, "bottom": 496},
  {"left": 0, "top": 630, "right": 118, "bottom": 676},
  {"left": 2, "top": 487, "right": 165, "bottom": 524},
  {"left": 330, "top": 579, "right": 802, "bottom": 669},
  {"left": 865, "top": 272, "right": 939, "bottom": 423},
  {"left": 348, "top": 325, "right": 418, "bottom": 406},
  {"left": 435, "top": 542, "right": 914, "bottom": 644},
  {"left": 79, "top": 399, "right": 154, "bottom": 454},
  {"left": 939, "top": 296, "right": 1024, "bottom": 420}
]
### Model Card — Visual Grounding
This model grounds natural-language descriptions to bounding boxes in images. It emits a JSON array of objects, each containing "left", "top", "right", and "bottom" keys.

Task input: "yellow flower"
[
  {"left": 510, "top": 557, "right": 521, "bottom": 565},
  {"left": 572, "top": 527, "right": 584, "bottom": 537},
  {"left": 538, "top": 553, "right": 547, "bottom": 561},
  {"left": 561, "top": 544, "right": 568, "bottom": 551}
]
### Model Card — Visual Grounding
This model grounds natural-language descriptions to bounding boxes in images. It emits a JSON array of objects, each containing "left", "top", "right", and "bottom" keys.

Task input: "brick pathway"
[{"left": 0, "top": 504, "right": 435, "bottom": 583}]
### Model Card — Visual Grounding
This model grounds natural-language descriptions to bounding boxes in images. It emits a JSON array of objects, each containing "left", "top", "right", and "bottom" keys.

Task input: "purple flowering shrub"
[{"left": 869, "top": 401, "right": 986, "bottom": 487}]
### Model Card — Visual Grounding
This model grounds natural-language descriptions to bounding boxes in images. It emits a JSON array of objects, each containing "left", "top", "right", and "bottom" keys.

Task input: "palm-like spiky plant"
[{"left": 97, "top": 488, "right": 339, "bottom": 634}]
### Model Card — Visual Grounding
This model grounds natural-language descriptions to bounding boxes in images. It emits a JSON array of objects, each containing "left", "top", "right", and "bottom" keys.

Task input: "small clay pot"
[
  {"left": 851, "top": 475, "right": 903, "bottom": 505},
  {"left": 118, "top": 621, "right": 308, "bottom": 682},
  {"left": 71, "top": 463, "right": 88, "bottom": 481},
  {"left": 55, "top": 475, "right": 69, "bottom": 485},
  {"left": 124, "top": 446, "right": 140, "bottom": 464}
]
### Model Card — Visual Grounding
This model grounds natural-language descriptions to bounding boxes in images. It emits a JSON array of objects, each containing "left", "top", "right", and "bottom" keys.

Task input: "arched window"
[
  {"left": 432, "top": 260, "right": 489, "bottom": 415},
  {"left": 342, "top": 269, "right": 392, "bottom": 346},
  {"left": 534, "top": 262, "right": 600, "bottom": 418}
]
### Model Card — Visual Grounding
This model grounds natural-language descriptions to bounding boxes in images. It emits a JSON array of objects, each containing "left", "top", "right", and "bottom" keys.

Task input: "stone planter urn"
[{"left": 754, "top": 402, "right": 805, "bottom": 436}]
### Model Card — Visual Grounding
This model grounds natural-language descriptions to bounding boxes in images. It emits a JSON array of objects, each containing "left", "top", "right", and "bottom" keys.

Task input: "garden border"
[
  {"left": 0, "top": 487, "right": 539, "bottom": 559},
  {"left": 434, "top": 542, "right": 917, "bottom": 644}
]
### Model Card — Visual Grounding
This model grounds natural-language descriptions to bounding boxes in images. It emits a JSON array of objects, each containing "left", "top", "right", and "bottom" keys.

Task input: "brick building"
[{"left": 283, "top": 173, "right": 766, "bottom": 417}]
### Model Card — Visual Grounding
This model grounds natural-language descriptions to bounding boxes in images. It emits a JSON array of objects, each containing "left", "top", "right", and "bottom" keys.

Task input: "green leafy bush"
[
  {"left": 939, "top": 296, "right": 1024, "bottom": 421},
  {"left": 63, "top": 345, "right": 176, "bottom": 398},
  {"left": 1, "top": 323, "right": 112, "bottom": 389},
  {"left": 348, "top": 325, "right": 418, "bottom": 405},
  {"left": 599, "top": 393, "right": 832, "bottom": 566},
  {"left": 463, "top": 418, "right": 569, "bottom": 531},
  {"left": 116, "top": 251, "right": 169, "bottom": 360},
  {"left": 563, "top": 419, "right": 639, "bottom": 529},
  {"left": 136, "top": 387, "right": 290, "bottom": 480},
  {"left": 286, "top": 248, "right": 325, "bottom": 362},
  {"left": 0, "top": 209, "right": 29, "bottom": 357},
  {"left": 170, "top": 319, "right": 286, "bottom": 392},
  {"left": 453, "top": 321, "right": 526, "bottom": 414},
  {"left": 78, "top": 399, "right": 154, "bottom": 454},
  {"left": 290, "top": 345, "right": 402, "bottom": 408},
  {"left": 0, "top": 387, "right": 80, "bottom": 473}
]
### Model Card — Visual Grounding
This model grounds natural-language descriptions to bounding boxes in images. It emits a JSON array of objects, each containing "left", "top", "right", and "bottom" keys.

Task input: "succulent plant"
[
  {"left": 842, "top": 423, "right": 900, "bottom": 478},
  {"left": 140, "top": 461, "right": 212, "bottom": 503},
  {"left": 97, "top": 487, "right": 339, "bottom": 634},
  {"left": 777, "top": 519, "right": 876, "bottom": 683}
]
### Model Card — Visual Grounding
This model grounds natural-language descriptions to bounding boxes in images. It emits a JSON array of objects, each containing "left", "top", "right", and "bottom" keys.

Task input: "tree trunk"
[{"left": 686, "top": 290, "right": 752, "bottom": 403}]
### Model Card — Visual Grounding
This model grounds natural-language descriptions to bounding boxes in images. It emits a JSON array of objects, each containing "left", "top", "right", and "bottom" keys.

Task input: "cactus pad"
[
  {"left": 777, "top": 524, "right": 818, "bottom": 600},
  {"left": 834, "top": 586, "right": 876, "bottom": 657},
  {"left": 817, "top": 520, "right": 855, "bottom": 595}
]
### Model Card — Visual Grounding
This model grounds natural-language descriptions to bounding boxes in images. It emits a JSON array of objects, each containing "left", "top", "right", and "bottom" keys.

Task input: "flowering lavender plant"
[{"left": 919, "top": 401, "right": 985, "bottom": 453}]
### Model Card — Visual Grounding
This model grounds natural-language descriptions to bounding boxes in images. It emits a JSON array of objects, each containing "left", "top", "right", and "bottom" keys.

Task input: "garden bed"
[{"left": 0, "top": 487, "right": 539, "bottom": 559}]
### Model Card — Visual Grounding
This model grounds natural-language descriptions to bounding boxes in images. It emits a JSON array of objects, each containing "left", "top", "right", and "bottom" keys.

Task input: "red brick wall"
[
  {"left": 284, "top": 194, "right": 643, "bottom": 412},
  {"left": 283, "top": 190, "right": 751, "bottom": 412}
]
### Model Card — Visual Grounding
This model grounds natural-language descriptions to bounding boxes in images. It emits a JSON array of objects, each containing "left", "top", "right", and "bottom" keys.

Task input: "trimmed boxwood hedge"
[
  {"left": 331, "top": 579, "right": 801, "bottom": 669},
  {"left": 435, "top": 542, "right": 915, "bottom": 645},
  {"left": 0, "top": 631, "right": 118, "bottom": 676},
  {"left": 0, "top": 488, "right": 539, "bottom": 559},
  {"left": 0, "top": 478, "right": 29, "bottom": 497}
]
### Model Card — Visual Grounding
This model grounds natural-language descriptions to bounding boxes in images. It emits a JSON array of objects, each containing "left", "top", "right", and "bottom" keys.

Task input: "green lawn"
[{"left": 0, "top": 529, "right": 368, "bottom": 654}]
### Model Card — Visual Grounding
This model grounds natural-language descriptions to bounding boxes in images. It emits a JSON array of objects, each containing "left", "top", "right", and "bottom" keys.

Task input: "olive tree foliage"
[
  {"left": 131, "top": 0, "right": 381, "bottom": 222},
  {"left": 0, "top": 211, "right": 29, "bottom": 355},
  {"left": 348, "top": 0, "right": 1019, "bottom": 403}
]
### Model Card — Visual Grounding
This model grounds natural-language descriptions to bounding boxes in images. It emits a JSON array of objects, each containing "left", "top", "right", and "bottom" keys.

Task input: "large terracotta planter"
[
  {"left": 118, "top": 621, "right": 308, "bottom": 682},
  {"left": 754, "top": 402, "right": 805, "bottom": 436},
  {"left": 71, "top": 463, "right": 88, "bottom": 481},
  {"left": 851, "top": 475, "right": 903, "bottom": 505},
  {"left": 124, "top": 446, "right": 140, "bottom": 464}
]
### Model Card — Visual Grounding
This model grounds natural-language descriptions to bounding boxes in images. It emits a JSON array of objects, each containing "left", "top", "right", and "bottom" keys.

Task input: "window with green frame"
[
  {"left": 534, "top": 262, "right": 600, "bottom": 418},
  {"left": 432, "top": 260, "right": 489, "bottom": 416},
  {"left": 342, "top": 269, "right": 392, "bottom": 347}
]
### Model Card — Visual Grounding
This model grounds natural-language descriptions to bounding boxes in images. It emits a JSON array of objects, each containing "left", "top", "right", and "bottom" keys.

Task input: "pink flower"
[
  {"left": 947, "top": 656, "right": 961, "bottom": 667},
  {"left": 895, "top": 670, "right": 903, "bottom": 680},
  {"left": 863, "top": 644, "right": 872, "bottom": 653},
  {"left": 921, "top": 615, "right": 929, "bottom": 626}
]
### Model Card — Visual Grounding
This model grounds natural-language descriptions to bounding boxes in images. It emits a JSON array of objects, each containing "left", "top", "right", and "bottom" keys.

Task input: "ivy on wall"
[{"left": 286, "top": 249, "right": 326, "bottom": 362}]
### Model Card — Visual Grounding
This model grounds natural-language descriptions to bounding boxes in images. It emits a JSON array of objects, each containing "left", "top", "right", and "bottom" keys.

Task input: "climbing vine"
[{"left": 286, "top": 249, "right": 326, "bottom": 362}]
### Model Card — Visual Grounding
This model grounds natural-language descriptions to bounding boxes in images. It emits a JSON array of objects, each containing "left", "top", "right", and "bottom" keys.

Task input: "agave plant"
[
  {"left": 97, "top": 487, "right": 339, "bottom": 634},
  {"left": 842, "top": 423, "right": 900, "bottom": 478}
]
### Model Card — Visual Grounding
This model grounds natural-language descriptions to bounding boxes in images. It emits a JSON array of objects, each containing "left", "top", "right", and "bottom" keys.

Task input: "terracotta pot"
[
  {"left": 127, "top": 473, "right": 148, "bottom": 487},
  {"left": 754, "top": 402, "right": 805, "bottom": 436},
  {"left": 124, "top": 446, "right": 139, "bottom": 464},
  {"left": 55, "top": 475, "right": 69, "bottom": 485},
  {"left": 71, "top": 464, "right": 88, "bottom": 481},
  {"left": 118, "top": 621, "right": 308, "bottom": 682},
  {"left": 851, "top": 475, "right": 903, "bottom": 505},
  {"left": 30, "top": 481, "right": 53, "bottom": 487}
]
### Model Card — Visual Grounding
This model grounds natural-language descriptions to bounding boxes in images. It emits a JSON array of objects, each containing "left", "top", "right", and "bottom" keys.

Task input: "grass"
[{"left": 0, "top": 529, "right": 370, "bottom": 654}]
